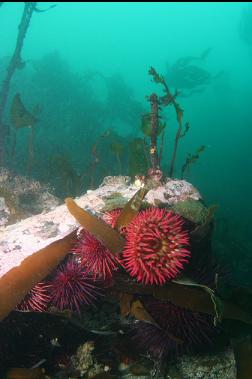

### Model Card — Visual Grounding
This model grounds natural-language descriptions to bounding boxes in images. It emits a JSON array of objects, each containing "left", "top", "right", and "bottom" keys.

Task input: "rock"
[
  {"left": 0, "top": 167, "right": 60, "bottom": 226},
  {"left": 168, "top": 349, "right": 236, "bottom": 379},
  {"left": 0, "top": 175, "right": 202, "bottom": 280},
  {"left": 0, "top": 197, "right": 10, "bottom": 227},
  {"left": 145, "top": 178, "right": 201, "bottom": 207},
  {"left": 72, "top": 341, "right": 111, "bottom": 378},
  {"left": 172, "top": 199, "right": 208, "bottom": 224}
]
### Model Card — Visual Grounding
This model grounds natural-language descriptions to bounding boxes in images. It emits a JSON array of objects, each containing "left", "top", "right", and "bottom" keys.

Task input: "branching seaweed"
[
  {"left": 148, "top": 93, "right": 160, "bottom": 170},
  {"left": 0, "top": 2, "right": 55, "bottom": 164},
  {"left": 0, "top": 3, "right": 36, "bottom": 163},
  {"left": 147, "top": 67, "right": 206, "bottom": 179},
  {"left": 181, "top": 145, "right": 206, "bottom": 179}
]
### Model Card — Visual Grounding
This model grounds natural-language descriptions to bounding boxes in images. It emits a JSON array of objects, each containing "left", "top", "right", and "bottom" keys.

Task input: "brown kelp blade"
[
  {"left": 0, "top": 230, "right": 77, "bottom": 321},
  {"left": 130, "top": 298, "right": 159, "bottom": 328},
  {"left": 114, "top": 273, "right": 252, "bottom": 326},
  {"left": 119, "top": 293, "right": 134, "bottom": 317},
  {"left": 114, "top": 187, "right": 148, "bottom": 231},
  {"left": 65, "top": 198, "right": 124, "bottom": 254},
  {"left": 173, "top": 277, "right": 223, "bottom": 325},
  {"left": 10, "top": 93, "right": 37, "bottom": 129},
  {"left": 154, "top": 280, "right": 252, "bottom": 326},
  {"left": 6, "top": 367, "right": 46, "bottom": 379},
  {"left": 119, "top": 292, "right": 160, "bottom": 328}
]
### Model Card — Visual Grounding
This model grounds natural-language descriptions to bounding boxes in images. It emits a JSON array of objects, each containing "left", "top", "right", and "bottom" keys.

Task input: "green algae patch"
[{"left": 172, "top": 199, "right": 209, "bottom": 224}]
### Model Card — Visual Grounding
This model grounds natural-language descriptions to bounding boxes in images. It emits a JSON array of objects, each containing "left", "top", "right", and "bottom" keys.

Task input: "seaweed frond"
[
  {"left": 0, "top": 230, "right": 77, "bottom": 321},
  {"left": 181, "top": 145, "right": 206, "bottom": 179},
  {"left": 65, "top": 197, "right": 124, "bottom": 254}
]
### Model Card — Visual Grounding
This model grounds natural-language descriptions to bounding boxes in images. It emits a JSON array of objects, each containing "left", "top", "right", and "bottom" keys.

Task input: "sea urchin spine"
[
  {"left": 16, "top": 281, "right": 51, "bottom": 312},
  {"left": 50, "top": 257, "right": 100, "bottom": 313},
  {"left": 132, "top": 298, "right": 215, "bottom": 358},
  {"left": 72, "top": 229, "right": 119, "bottom": 280},
  {"left": 102, "top": 208, "right": 122, "bottom": 229}
]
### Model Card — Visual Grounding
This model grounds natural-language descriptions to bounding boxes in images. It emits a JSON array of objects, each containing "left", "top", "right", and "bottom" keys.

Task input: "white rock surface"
[
  {"left": 0, "top": 197, "right": 10, "bottom": 227},
  {"left": 0, "top": 167, "right": 60, "bottom": 227},
  {"left": 0, "top": 176, "right": 201, "bottom": 279}
]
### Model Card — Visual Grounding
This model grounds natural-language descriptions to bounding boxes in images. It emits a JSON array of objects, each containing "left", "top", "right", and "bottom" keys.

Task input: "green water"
[{"left": 1, "top": 1, "right": 251, "bottom": 285}]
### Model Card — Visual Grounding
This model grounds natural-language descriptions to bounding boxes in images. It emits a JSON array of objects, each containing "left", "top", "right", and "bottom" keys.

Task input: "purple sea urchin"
[
  {"left": 50, "top": 257, "right": 100, "bottom": 312},
  {"left": 132, "top": 298, "right": 216, "bottom": 358},
  {"left": 16, "top": 281, "right": 51, "bottom": 312},
  {"left": 102, "top": 208, "right": 122, "bottom": 228},
  {"left": 72, "top": 229, "right": 119, "bottom": 280}
]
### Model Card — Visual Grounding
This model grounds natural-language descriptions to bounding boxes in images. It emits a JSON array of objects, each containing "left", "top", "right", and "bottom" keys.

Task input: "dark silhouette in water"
[{"left": 166, "top": 48, "right": 223, "bottom": 97}]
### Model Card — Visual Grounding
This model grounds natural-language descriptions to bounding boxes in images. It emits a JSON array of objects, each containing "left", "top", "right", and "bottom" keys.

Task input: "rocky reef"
[
  {"left": 0, "top": 174, "right": 251, "bottom": 379},
  {"left": 0, "top": 175, "right": 201, "bottom": 278}
]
